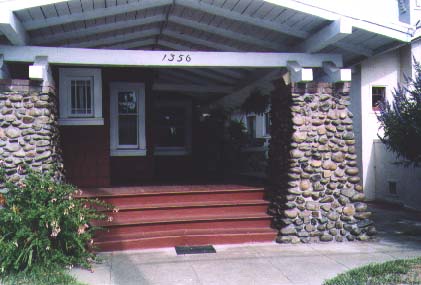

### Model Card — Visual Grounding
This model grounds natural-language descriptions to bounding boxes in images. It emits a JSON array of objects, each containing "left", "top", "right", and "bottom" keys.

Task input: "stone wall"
[
  {"left": 268, "top": 76, "right": 375, "bottom": 243},
  {"left": 0, "top": 79, "right": 64, "bottom": 189}
]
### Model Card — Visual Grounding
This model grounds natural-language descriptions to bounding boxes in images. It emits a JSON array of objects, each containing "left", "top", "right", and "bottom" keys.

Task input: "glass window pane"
[
  {"left": 118, "top": 92, "right": 137, "bottom": 114},
  {"left": 118, "top": 115, "right": 138, "bottom": 145},
  {"left": 70, "top": 79, "right": 92, "bottom": 115},
  {"left": 247, "top": 116, "right": 256, "bottom": 139}
]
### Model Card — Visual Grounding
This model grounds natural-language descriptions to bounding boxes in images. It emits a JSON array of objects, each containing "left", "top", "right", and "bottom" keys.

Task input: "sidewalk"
[{"left": 71, "top": 203, "right": 421, "bottom": 285}]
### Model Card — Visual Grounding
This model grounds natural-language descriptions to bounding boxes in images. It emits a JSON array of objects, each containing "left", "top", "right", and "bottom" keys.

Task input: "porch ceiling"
[{"left": 0, "top": 0, "right": 414, "bottom": 99}]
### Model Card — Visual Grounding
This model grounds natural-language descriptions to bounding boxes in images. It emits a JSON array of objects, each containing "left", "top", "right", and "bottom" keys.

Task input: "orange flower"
[{"left": 0, "top": 194, "right": 5, "bottom": 206}]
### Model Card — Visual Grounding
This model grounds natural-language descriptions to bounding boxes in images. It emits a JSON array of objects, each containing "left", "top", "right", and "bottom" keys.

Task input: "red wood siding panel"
[{"left": 60, "top": 125, "right": 110, "bottom": 187}]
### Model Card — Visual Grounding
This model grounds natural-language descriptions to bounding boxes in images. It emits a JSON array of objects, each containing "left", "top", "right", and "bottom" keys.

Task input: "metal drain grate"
[{"left": 175, "top": 245, "right": 216, "bottom": 255}]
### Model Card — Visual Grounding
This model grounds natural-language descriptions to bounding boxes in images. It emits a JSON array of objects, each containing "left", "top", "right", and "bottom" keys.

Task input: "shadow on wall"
[{"left": 374, "top": 141, "right": 421, "bottom": 211}]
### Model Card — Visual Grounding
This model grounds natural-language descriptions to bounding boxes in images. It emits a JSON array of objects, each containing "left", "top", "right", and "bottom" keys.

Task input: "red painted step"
[{"left": 81, "top": 184, "right": 275, "bottom": 251}]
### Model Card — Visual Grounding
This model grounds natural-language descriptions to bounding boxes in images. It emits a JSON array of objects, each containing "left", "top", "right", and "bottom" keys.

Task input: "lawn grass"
[
  {"left": 324, "top": 257, "right": 421, "bottom": 285},
  {"left": 0, "top": 264, "right": 86, "bottom": 285}
]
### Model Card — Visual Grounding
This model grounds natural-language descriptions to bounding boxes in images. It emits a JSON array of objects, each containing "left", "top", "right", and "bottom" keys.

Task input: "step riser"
[
  {"left": 95, "top": 218, "right": 272, "bottom": 240},
  {"left": 96, "top": 233, "right": 276, "bottom": 252},
  {"left": 100, "top": 191, "right": 265, "bottom": 207},
  {"left": 100, "top": 205, "right": 270, "bottom": 226}
]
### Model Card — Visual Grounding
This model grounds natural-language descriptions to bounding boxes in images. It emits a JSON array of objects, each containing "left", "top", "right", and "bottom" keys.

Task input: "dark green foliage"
[
  {"left": 377, "top": 60, "right": 421, "bottom": 166},
  {"left": 0, "top": 166, "right": 111, "bottom": 278}
]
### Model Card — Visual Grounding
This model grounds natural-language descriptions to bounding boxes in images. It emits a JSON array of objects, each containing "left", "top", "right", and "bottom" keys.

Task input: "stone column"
[
  {"left": 268, "top": 75, "right": 375, "bottom": 243},
  {"left": 0, "top": 79, "right": 64, "bottom": 188}
]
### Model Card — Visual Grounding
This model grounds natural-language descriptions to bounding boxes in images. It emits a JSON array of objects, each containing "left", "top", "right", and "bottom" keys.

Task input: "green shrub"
[{"left": 0, "top": 166, "right": 111, "bottom": 276}]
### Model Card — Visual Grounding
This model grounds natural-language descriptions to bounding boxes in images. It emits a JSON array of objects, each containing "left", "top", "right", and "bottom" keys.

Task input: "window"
[
  {"left": 110, "top": 82, "right": 146, "bottom": 156},
  {"left": 247, "top": 115, "right": 256, "bottom": 139},
  {"left": 59, "top": 68, "right": 103, "bottom": 125},
  {"left": 264, "top": 112, "right": 271, "bottom": 136},
  {"left": 154, "top": 100, "right": 192, "bottom": 155},
  {"left": 372, "top": 86, "right": 386, "bottom": 111}
]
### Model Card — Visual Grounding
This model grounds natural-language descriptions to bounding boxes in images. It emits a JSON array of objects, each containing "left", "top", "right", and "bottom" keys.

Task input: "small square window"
[
  {"left": 372, "top": 86, "right": 385, "bottom": 111},
  {"left": 59, "top": 68, "right": 103, "bottom": 125}
]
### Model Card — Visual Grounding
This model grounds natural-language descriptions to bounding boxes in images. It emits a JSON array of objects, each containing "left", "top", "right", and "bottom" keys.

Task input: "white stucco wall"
[
  {"left": 360, "top": 50, "right": 402, "bottom": 200},
  {"left": 374, "top": 141, "right": 421, "bottom": 210}
]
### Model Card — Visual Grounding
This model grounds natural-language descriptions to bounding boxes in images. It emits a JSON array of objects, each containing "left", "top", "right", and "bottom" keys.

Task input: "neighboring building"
[{"left": 0, "top": 0, "right": 419, "bottom": 249}]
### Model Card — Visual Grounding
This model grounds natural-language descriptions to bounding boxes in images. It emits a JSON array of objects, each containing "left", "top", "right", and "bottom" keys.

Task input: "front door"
[{"left": 109, "top": 82, "right": 146, "bottom": 157}]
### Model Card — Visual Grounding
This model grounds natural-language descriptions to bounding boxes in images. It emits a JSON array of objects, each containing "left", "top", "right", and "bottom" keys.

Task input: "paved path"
[{"left": 72, "top": 203, "right": 421, "bottom": 285}]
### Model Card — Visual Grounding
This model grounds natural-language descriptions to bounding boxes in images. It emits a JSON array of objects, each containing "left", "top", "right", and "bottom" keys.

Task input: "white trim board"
[{"left": 0, "top": 45, "right": 343, "bottom": 68}]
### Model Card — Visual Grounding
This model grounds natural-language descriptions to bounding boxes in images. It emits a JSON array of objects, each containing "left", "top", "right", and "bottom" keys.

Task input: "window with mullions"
[
  {"left": 372, "top": 86, "right": 386, "bottom": 111},
  {"left": 117, "top": 92, "right": 138, "bottom": 146},
  {"left": 70, "top": 79, "right": 93, "bottom": 116}
]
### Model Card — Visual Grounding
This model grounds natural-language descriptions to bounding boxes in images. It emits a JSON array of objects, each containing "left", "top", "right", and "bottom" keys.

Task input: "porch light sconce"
[
  {"left": 0, "top": 54, "right": 10, "bottom": 80},
  {"left": 287, "top": 61, "right": 313, "bottom": 83},
  {"left": 323, "top": 61, "right": 351, "bottom": 82},
  {"left": 29, "top": 56, "right": 54, "bottom": 86}
]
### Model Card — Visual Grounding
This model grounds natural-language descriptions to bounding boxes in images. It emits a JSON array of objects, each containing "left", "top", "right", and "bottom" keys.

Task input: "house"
[{"left": 0, "top": 0, "right": 418, "bottom": 250}]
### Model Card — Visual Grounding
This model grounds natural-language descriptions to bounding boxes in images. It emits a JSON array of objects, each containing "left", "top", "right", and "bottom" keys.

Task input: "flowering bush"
[
  {"left": 377, "top": 60, "right": 421, "bottom": 166},
  {"left": 0, "top": 166, "right": 112, "bottom": 275}
]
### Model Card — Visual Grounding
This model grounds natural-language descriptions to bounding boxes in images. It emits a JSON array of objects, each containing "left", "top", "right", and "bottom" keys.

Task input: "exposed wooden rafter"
[{"left": 0, "top": 8, "right": 28, "bottom": 45}]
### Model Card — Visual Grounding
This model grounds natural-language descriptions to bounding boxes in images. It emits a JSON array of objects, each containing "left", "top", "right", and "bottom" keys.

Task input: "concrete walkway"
[{"left": 72, "top": 203, "right": 421, "bottom": 285}]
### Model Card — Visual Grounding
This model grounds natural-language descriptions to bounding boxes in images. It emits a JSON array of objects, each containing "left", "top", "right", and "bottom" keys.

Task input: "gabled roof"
[{"left": 0, "top": 0, "right": 414, "bottom": 66}]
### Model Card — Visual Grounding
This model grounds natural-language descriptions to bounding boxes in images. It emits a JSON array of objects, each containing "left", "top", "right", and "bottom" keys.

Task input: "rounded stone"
[
  {"left": 343, "top": 205, "right": 356, "bottom": 216},
  {"left": 355, "top": 184, "right": 363, "bottom": 192},
  {"left": 340, "top": 188, "right": 355, "bottom": 198},
  {"left": 9, "top": 94, "right": 23, "bottom": 102},
  {"left": 305, "top": 201, "right": 319, "bottom": 211},
  {"left": 327, "top": 212, "right": 339, "bottom": 221},
  {"left": 281, "top": 225, "right": 297, "bottom": 235},
  {"left": 354, "top": 212, "right": 372, "bottom": 220},
  {"left": 5, "top": 126, "right": 21, "bottom": 138},
  {"left": 311, "top": 160, "right": 322, "bottom": 167},
  {"left": 321, "top": 204, "right": 331, "bottom": 212},
  {"left": 293, "top": 116, "right": 305, "bottom": 126},
  {"left": 322, "top": 161, "right": 337, "bottom": 171},
  {"left": 300, "top": 180, "right": 311, "bottom": 190},
  {"left": 293, "top": 132, "right": 307, "bottom": 142},
  {"left": 5, "top": 143, "right": 20, "bottom": 152},
  {"left": 351, "top": 193, "right": 365, "bottom": 202},
  {"left": 284, "top": 209, "right": 299, "bottom": 219},
  {"left": 345, "top": 168, "right": 359, "bottom": 176},
  {"left": 290, "top": 149, "right": 304, "bottom": 158},
  {"left": 320, "top": 235, "right": 333, "bottom": 242},
  {"left": 332, "top": 152, "right": 345, "bottom": 163},
  {"left": 320, "top": 196, "right": 334, "bottom": 203},
  {"left": 348, "top": 176, "right": 361, "bottom": 184},
  {"left": 305, "top": 224, "right": 315, "bottom": 232},
  {"left": 354, "top": 202, "right": 367, "bottom": 212}
]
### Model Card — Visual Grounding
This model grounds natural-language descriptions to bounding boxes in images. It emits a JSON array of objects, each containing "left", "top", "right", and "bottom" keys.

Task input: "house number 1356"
[{"left": 162, "top": 53, "right": 192, "bottom": 63}]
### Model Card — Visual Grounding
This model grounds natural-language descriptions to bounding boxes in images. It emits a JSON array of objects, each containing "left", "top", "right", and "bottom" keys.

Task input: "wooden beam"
[
  {"left": 323, "top": 61, "right": 351, "bottom": 82},
  {"left": 334, "top": 42, "right": 373, "bottom": 57},
  {"left": 168, "top": 15, "right": 284, "bottom": 51},
  {"left": 2, "top": 0, "right": 70, "bottom": 11},
  {"left": 216, "top": 70, "right": 281, "bottom": 109},
  {"left": 176, "top": 0, "right": 308, "bottom": 39},
  {"left": 162, "top": 30, "right": 238, "bottom": 51},
  {"left": 265, "top": 0, "right": 411, "bottom": 42},
  {"left": 152, "top": 83, "right": 234, "bottom": 93},
  {"left": 29, "top": 56, "right": 54, "bottom": 86},
  {"left": 0, "top": 54, "right": 10, "bottom": 79},
  {"left": 0, "top": 8, "right": 28, "bottom": 45},
  {"left": 22, "top": 0, "right": 172, "bottom": 31},
  {"left": 31, "top": 14, "right": 166, "bottom": 45},
  {"left": 0, "top": 45, "right": 344, "bottom": 68},
  {"left": 287, "top": 61, "right": 313, "bottom": 82},
  {"left": 296, "top": 18, "right": 352, "bottom": 53},
  {"left": 106, "top": 38, "right": 156, "bottom": 50},
  {"left": 66, "top": 28, "right": 160, "bottom": 48}
]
